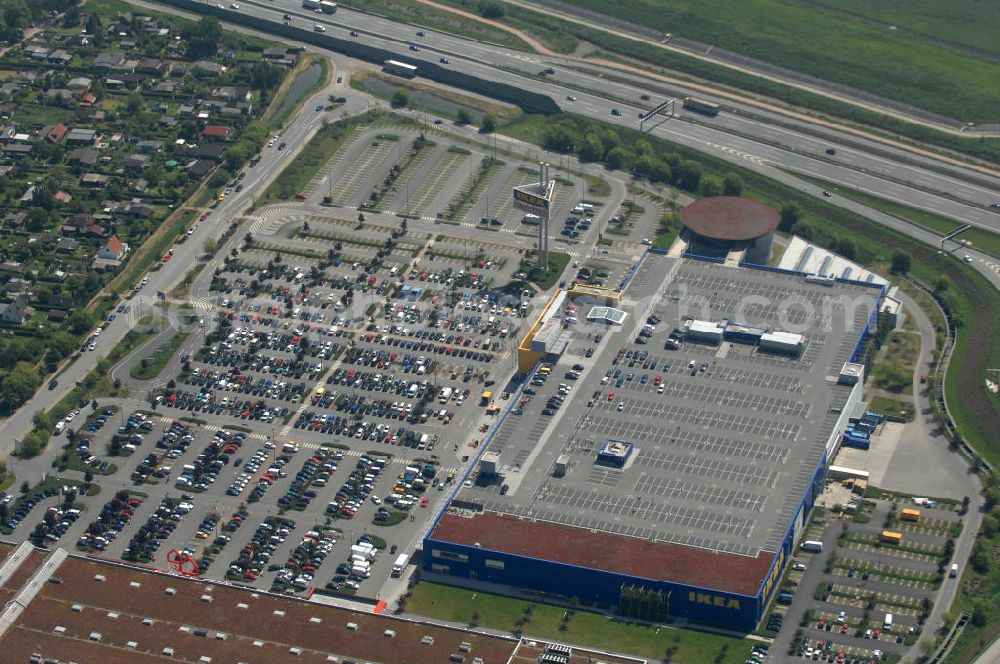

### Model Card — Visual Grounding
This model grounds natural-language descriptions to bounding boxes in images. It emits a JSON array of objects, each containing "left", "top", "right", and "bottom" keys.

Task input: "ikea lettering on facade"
[{"left": 688, "top": 592, "right": 742, "bottom": 611}]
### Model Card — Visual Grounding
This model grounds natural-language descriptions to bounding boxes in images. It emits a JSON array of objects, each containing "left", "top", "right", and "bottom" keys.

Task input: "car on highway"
[
  {"left": 640, "top": 94, "right": 651, "bottom": 100},
  {"left": 826, "top": 148, "right": 837, "bottom": 155},
  {"left": 313, "top": 24, "right": 326, "bottom": 32},
  {"left": 229, "top": 2, "right": 239, "bottom": 8},
  {"left": 963, "top": 254, "right": 973, "bottom": 263},
  {"left": 278, "top": 142, "right": 287, "bottom": 150},
  {"left": 611, "top": 108, "right": 622, "bottom": 116},
  {"left": 416, "top": 31, "right": 425, "bottom": 37},
  {"left": 440, "top": 57, "right": 450, "bottom": 64},
  {"left": 350, "top": 30, "right": 358, "bottom": 36},
  {"left": 566, "top": 95, "right": 576, "bottom": 101},
  {"left": 409, "top": 44, "right": 419, "bottom": 51},
  {"left": 991, "top": 203, "right": 1000, "bottom": 209},
  {"left": 283, "top": 13, "right": 292, "bottom": 20},
  {"left": 822, "top": 190, "right": 832, "bottom": 197},
  {"left": 315, "top": 104, "right": 324, "bottom": 112}
]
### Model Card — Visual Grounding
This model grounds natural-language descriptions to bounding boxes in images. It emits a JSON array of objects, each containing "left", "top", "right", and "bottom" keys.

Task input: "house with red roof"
[
  {"left": 202, "top": 124, "right": 231, "bottom": 141},
  {"left": 45, "top": 123, "right": 68, "bottom": 143},
  {"left": 98, "top": 234, "right": 129, "bottom": 261}
]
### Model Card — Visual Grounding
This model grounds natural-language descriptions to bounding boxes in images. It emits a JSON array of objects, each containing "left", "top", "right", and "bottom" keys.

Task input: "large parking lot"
[{"left": 772, "top": 488, "right": 965, "bottom": 663}]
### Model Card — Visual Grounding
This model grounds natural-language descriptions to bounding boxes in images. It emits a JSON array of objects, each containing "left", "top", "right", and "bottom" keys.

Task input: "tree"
[
  {"left": 32, "top": 410, "right": 52, "bottom": 434},
  {"left": 674, "top": 160, "right": 702, "bottom": 192},
  {"left": 934, "top": 276, "right": 950, "bottom": 293},
  {"left": 722, "top": 173, "right": 743, "bottom": 196},
  {"left": 779, "top": 203, "right": 800, "bottom": 232},
  {"left": 188, "top": 16, "right": 223, "bottom": 59},
  {"left": 698, "top": 175, "right": 723, "bottom": 198},
  {"left": 891, "top": 250, "right": 911, "bottom": 274},
  {"left": 63, "top": 5, "right": 80, "bottom": 28},
  {"left": 0, "top": 362, "right": 42, "bottom": 412},
  {"left": 480, "top": 113, "right": 496, "bottom": 133},
  {"left": 982, "top": 514, "right": 999, "bottom": 538},
  {"left": 455, "top": 108, "right": 472, "bottom": 125},
  {"left": 605, "top": 146, "right": 631, "bottom": 171},
  {"left": 970, "top": 599, "right": 989, "bottom": 628},
  {"left": 478, "top": 0, "right": 505, "bottom": 18},
  {"left": 835, "top": 238, "right": 857, "bottom": 261},
  {"left": 67, "top": 309, "right": 96, "bottom": 335},
  {"left": 391, "top": 89, "right": 410, "bottom": 108}
]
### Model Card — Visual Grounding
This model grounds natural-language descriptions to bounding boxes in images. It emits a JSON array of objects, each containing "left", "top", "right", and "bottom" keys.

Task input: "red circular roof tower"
[{"left": 681, "top": 196, "right": 780, "bottom": 242}]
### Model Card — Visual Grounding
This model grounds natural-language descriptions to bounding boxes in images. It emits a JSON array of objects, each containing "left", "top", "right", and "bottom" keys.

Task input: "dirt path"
[
  {"left": 412, "top": 0, "right": 1000, "bottom": 179},
  {"left": 413, "top": 0, "right": 556, "bottom": 56}
]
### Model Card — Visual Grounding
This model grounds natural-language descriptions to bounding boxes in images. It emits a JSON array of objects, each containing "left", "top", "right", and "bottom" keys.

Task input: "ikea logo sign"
[{"left": 688, "top": 592, "right": 742, "bottom": 611}]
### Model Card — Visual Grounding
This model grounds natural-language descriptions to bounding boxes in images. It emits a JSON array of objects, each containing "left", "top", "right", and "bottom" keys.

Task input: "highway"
[{"left": 234, "top": 0, "right": 1000, "bottom": 222}]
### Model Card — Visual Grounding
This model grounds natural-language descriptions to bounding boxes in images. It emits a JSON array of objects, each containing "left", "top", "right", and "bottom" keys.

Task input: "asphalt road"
[{"left": 235, "top": 0, "right": 1000, "bottom": 214}]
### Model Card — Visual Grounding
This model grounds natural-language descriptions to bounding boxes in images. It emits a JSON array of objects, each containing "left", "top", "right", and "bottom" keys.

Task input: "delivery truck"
[{"left": 392, "top": 553, "right": 409, "bottom": 578}]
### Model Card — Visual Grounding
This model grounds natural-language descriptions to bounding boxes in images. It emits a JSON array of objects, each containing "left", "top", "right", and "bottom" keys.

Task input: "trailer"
[
  {"left": 302, "top": 0, "right": 320, "bottom": 8},
  {"left": 383, "top": 59, "right": 417, "bottom": 78},
  {"left": 881, "top": 531, "right": 903, "bottom": 545},
  {"left": 319, "top": 0, "right": 337, "bottom": 13},
  {"left": 682, "top": 96, "right": 720, "bottom": 117},
  {"left": 392, "top": 553, "right": 409, "bottom": 578}
]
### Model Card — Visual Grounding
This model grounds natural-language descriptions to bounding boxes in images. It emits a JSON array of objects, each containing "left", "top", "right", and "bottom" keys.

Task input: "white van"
[
  {"left": 282, "top": 443, "right": 299, "bottom": 453},
  {"left": 883, "top": 613, "right": 893, "bottom": 631}
]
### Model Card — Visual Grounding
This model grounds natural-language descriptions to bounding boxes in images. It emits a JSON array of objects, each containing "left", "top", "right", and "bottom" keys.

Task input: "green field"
[
  {"left": 556, "top": 0, "right": 1000, "bottom": 124},
  {"left": 406, "top": 582, "right": 748, "bottom": 663}
]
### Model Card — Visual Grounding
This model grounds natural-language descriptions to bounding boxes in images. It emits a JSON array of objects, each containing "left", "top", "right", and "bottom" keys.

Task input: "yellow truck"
[{"left": 881, "top": 531, "right": 903, "bottom": 545}]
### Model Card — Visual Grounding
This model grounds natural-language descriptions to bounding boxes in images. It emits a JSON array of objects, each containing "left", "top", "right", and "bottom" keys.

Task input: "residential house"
[
  {"left": 127, "top": 202, "right": 155, "bottom": 218},
  {"left": 92, "top": 52, "right": 125, "bottom": 71},
  {"left": 136, "top": 58, "right": 166, "bottom": 76},
  {"left": 66, "top": 128, "right": 97, "bottom": 144},
  {"left": 81, "top": 173, "right": 109, "bottom": 188},
  {"left": 151, "top": 81, "right": 176, "bottom": 94},
  {"left": 124, "top": 153, "right": 150, "bottom": 172},
  {"left": 0, "top": 297, "right": 30, "bottom": 325},
  {"left": 3, "top": 278, "right": 30, "bottom": 296},
  {"left": 84, "top": 223, "right": 109, "bottom": 238},
  {"left": 202, "top": 125, "right": 231, "bottom": 141},
  {"left": 2, "top": 212, "right": 26, "bottom": 229},
  {"left": 78, "top": 93, "right": 98, "bottom": 108},
  {"left": 24, "top": 44, "right": 50, "bottom": 60},
  {"left": 67, "top": 147, "right": 100, "bottom": 166},
  {"left": 0, "top": 101, "right": 16, "bottom": 119},
  {"left": 44, "top": 123, "right": 68, "bottom": 143},
  {"left": 191, "top": 143, "right": 225, "bottom": 161},
  {"left": 187, "top": 159, "right": 215, "bottom": 179},
  {"left": 56, "top": 237, "right": 79, "bottom": 253},
  {"left": 54, "top": 191, "right": 72, "bottom": 204},
  {"left": 98, "top": 234, "right": 129, "bottom": 261},
  {"left": 192, "top": 61, "right": 222, "bottom": 76},
  {"left": 137, "top": 140, "right": 162, "bottom": 153},
  {"left": 3, "top": 144, "right": 33, "bottom": 158},
  {"left": 67, "top": 77, "right": 92, "bottom": 91},
  {"left": 47, "top": 49, "right": 72, "bottom": 65},
  {"left": 61, "top": 213, "right": 93, "bottom": 234},
  {"left": 45, "top": 88, "right": 75, "bottom": 103}
]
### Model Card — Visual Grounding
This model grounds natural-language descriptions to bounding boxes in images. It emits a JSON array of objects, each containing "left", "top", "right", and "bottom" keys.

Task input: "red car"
[
  {"left": 162, "top": 253, "right": 171, "bottom": 263},
  {"left": 607, "top": 391, "right": 615, "bottom": 401}
]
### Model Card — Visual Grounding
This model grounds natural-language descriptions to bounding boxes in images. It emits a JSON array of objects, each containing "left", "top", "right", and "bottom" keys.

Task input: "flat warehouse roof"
[{"left": 433, "top": 255, "right": 880, "bottom": 586}]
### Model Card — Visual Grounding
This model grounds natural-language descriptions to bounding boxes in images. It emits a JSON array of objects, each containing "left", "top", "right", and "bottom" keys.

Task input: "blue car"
[{"left": 315, "top": 104, "right": 324, "bottom": 112}]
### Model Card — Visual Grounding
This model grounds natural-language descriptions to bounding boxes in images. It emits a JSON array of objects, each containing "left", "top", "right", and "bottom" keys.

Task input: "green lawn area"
[
  {"left": 553, "top": 0, "right": 999, "bottom": 125},
  {"left": 870, "top": 330, "right": 921, "bottom": 394},
  {"left": 868, "top": 395, "right": 915, "bottom": 422},
  {"left": 527, "top": 251, "right": 571, "bottom": 290},
  {"left": 260, "top": 111, "right": 384, "bottom": 203},
  {"left": 406, "top": 582, "right": 748, "bottom": 663},
  {"left": 129, "top": 331, "right": 191, "bottom": 381}
]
